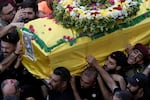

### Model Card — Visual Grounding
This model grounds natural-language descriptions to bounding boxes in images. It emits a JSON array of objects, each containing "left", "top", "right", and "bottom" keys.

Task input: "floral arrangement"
[{"left": 53, "top": 0, "right": 140, "bottom": 34}]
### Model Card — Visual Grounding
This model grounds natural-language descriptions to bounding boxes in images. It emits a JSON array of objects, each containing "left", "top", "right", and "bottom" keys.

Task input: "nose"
[
  {"left": 12, "top": 10, "right": 16, "bottom": 15},
  {"left": 127, "top": 83, "right": 130, "bottom": 88}
]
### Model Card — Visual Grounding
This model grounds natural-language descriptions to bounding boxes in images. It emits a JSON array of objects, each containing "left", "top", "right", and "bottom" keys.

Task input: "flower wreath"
[{"left": 53, "top": 0, "right": 140, "bottom": 33}]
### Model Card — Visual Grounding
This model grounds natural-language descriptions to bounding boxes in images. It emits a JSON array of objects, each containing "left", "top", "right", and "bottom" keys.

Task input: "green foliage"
[{"left": 53, "top": 0, "right": 141, "bottom": 34}]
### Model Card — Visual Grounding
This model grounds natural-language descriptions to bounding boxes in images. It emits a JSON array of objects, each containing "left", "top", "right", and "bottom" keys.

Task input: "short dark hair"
[
  {"left": 133, "top": 43, "right": 148, "bottom": 59},
  {"left": 0, "top": 28, "right": 19, "bottom": 45},
  {"left": 21, "top": 0, "right": 38, "bottom": 13},
  {"left": 114, "top": 90, "right": 133, "bottom": 100},
  {"left": 54, "top": 67, "right": 71, "bottom": 84},
  {"left": 110, "top": 51, "right": 127, "bottom": 68},
  {"left": 0, "top": 1, "right": 9, "bottom": 14},
  {"left": 83, "top": 67, "right": 98, "bottom": 81}
]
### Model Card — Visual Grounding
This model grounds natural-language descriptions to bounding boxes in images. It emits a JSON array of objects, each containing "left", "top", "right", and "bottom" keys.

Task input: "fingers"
[{"left": 11, "top": 22, "right": 24, "bottom": 28}]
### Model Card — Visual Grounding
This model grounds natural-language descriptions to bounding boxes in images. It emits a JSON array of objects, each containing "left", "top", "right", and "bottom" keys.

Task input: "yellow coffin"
[{"left": 21, "top": 1, "right": 150, "bottom": 79}]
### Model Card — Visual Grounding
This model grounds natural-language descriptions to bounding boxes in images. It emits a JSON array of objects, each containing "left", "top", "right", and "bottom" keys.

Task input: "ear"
[
  {"left": 116, "top": 66, "right": 121, "bottom": 71},
  {"left": 61, "top": 81, "right": 67, "bottom": 88}
]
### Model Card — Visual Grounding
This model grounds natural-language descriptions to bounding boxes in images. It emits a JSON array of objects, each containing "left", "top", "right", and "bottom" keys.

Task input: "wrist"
[{"left": 13, "top": 51, "right": 19, "bottom": 56}]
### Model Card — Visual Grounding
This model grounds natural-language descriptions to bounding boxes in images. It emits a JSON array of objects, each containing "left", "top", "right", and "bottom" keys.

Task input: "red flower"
[
  {"left": 29, "top": 25, "right": 35, "bottom": 33},
  {"left": 30, "top": 28, "right": 35, "bottom": 33},
  {"left": 69, "top": 38, "right": 74, "bottom": 41},
  {"left": 57, "top": 0, "right": 60, "bottom": 2},
  {"left": 48, "top": 27, "right": 52, "bottom": 31},
  {"left": 66, "top": 5, "right": 73, "bottom": 12},
  {"left": 109, "top": 0, "right": 115, "bottom": 5},
  {"left": 67, "top": 36, "right": 70, "bottom": 40},
  {"left": 120, "top": 0, "right": 126, "bottom": 3},
  {"left": 63, "top": 35, "right": 67, "bottom": 39},
  {"left": 91, "top": 12, "right": 99, "bottom": 16},
  {"left": 113, "top": 5, "right": 122, "bottom": 10},
  {"left": 29, "top": 25, "right": 33, "bottom": 29}
]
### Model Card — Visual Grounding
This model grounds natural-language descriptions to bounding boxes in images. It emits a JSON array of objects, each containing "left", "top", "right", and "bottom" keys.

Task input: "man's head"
[
  {"left": 1, "top": 79, "right": 20, "bottom": 96},
  {"left": 48, "top": 67, "right": 71, "bottom": 92},
  {"left": 0, "top": 1, "right": 16, "bottom": 22},
  {"left": 21, "top": 0, "right": 38, "bottom": 23},
  {"left": 80, "top": 67, "right": 98, "bottom": 89},
  {"left": 127, "top": 73, "right": 149, "bottom": 95},
  {"left": 104, "top": 51, "right": 127, "bottom": 72},
  {"left": 127, "top": 43, "right": 148, "bottom": 65},
  {"left": 0, "top": 28, "right": 19, "bottom": 57},
  {"left": 113, "top": 90, "right": 133, "bottom": 100}
]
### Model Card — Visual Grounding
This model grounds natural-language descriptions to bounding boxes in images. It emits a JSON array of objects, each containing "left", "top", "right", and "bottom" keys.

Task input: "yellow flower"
[
  {"left": 100, "top": 10, "right": 109, "bottom": 16},
  {"left": 62, "top": 0, "right": 73, "bottom": 6}
]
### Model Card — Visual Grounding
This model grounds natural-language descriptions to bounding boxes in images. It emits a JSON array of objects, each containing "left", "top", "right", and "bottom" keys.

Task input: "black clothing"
[
  {"left": 48, "top": 85, "right": 75, "bottom": 100},
  {"left": 75, "top": 76, "right": 104, "bottom": 100}
]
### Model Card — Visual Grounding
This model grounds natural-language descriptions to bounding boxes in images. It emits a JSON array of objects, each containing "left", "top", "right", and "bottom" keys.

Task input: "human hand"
[
  {"left": 15, "top": 41, "right": 23, "bottom": 55},
  {"left": 10, "top": 22, "right": 24, "bottom": 28},
  {"left": 12, "top": 9, "right": 25, "bottom": 22},
  {"left": 125, "top": 44, "right": 133, "bottom": 54},
  {"left": 86, "top": 55, "right": 97, "bottom": 66},
  {"left": 70, "top": 76, "right": 76, "bottom": 90}
]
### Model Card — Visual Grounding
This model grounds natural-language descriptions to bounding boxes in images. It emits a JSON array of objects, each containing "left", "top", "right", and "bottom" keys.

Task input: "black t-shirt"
[
  {"left": 48, "top": 85, "right": 75, "bottom": 100},
  {"left": 0, "top": 53, "right": 19, "bottom": 83},
  {"left": 75, "top": 76, "right": 104, "bottom": 100}
]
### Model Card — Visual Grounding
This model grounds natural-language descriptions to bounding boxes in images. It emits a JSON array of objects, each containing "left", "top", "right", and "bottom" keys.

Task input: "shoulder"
[{"left": 0, "top": 18, "right": 8, "bottom": 26}]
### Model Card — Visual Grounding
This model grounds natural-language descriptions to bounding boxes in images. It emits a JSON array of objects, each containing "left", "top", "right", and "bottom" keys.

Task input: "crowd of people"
[{"left": 0, "top": 0, "right": 150, "bottom": 100}]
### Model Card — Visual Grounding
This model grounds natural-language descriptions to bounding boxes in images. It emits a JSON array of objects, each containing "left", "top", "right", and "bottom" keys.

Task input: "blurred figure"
[
  {"left": 47, "top": 67, "right": 75, "bottom": 100},
  {"left": 125, "top": 43, "right": 149, "bottom": 77},
  {"left": 113, "top": 90, "right": 133, "bottom": 100},
  {"left": 38, "top": 0, "right": 52, "bottom": 18},
  {"left": 20, "top": 0, "right": 38, "bottom": 23},
  {"left": 1, "top": 79, "right": 20, "bottom": 99},
  {"left": 71, "top": 67, "right": 104, "bottom": 100}
]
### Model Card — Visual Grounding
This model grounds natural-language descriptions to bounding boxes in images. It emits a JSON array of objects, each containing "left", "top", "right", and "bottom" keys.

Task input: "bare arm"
[
  {"left": 86, "top": 55, "right": 118, "bottom": 92},
  {"left": 111, "top": 74, "right": 126, "bottom": 90},
  {"left": 71, "top": 76, "right": 82, "bottom": 100},
  {"left": 0, "top": 23, "right": 24, "bottom": 38},
  {"left": 97, "top": 74, "right": 113, "bottom": 100},
  {"left": 0, "top": 41, "right": 22, "bottom": 72}
]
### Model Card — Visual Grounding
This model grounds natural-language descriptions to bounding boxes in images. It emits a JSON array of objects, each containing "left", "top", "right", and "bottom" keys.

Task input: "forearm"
[
  {"left": 71, "top": 83, "right": 82, "bottom": 100},
  {"left": 0, "top": 52, "right": 18, "bottom": 72},
  {"left": 111, "top": 74, "right": 126, "bottom": 90},
  {"left": 0, "top": 24, "right": 14, "bottom": 38},
  {"left": 93, "top": 63, "right": 118, "bottom": 92},
  {"left": 97, "top": 75, "right": 113, "bottom": 100},
  {"left": 72, "top": 89, "right": 82, "bottom": 100}
]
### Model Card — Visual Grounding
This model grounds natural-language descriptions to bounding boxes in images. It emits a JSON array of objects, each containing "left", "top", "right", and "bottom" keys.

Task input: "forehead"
[
  {"left": 81, "top": 73, "right": 95, "bottom": 83},
  {"left": 22, "top": 8, "right": 34, "bottom": 13},
  {"left": 51, "top": 74, "right": 61, "bottom": 81},
  {"left": 2, "top": 3, "right": 13, "bottom": 12},
  {"left": 132, "top": 49, "right": 143, "bottom": 56},
  {"left": 1, "top": 41, "right": 13, "bottom": 47},
  {"left": 107, "top": 56, "right": 117, "bottom": 63}
]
